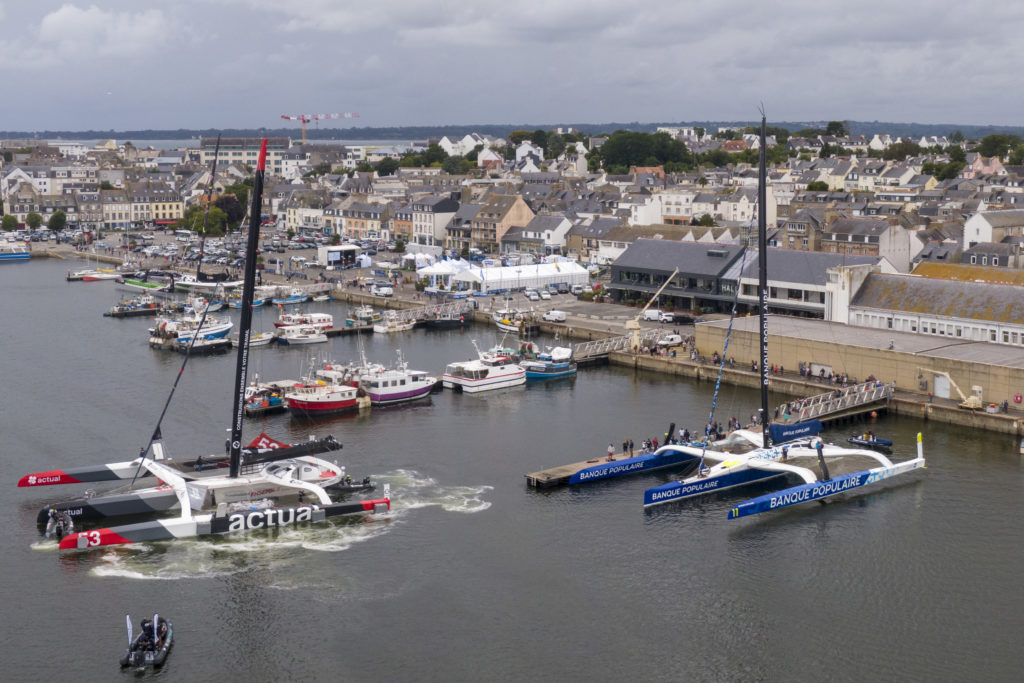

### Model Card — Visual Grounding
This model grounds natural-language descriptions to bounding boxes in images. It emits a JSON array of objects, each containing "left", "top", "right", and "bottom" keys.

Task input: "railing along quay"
[{"left": 774, "top": 381, "right": 893, "bottom": 424}]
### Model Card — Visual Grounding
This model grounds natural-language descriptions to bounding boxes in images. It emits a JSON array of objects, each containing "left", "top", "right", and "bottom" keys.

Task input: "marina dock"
[{"left": 526, "top": 452, "right": 633, "bottom": 487}]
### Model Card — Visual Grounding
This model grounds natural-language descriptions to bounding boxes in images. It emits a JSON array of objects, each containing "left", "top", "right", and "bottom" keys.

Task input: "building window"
[{"left": 993, "top": 257, "right": 999, "bottom": 266}]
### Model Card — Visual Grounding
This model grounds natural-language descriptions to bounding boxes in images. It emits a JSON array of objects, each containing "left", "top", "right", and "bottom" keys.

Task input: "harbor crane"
[
  {"left": 280, "top": 112, "right": 359, "bottom": 144},
  {"left": 626, "top": 268, "right": 679, "bottom": 351}
]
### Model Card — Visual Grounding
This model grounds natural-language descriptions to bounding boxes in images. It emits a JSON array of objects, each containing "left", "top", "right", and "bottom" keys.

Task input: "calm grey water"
[{"left": 2, "top": 259, "right": 1022, "bottom": 682}]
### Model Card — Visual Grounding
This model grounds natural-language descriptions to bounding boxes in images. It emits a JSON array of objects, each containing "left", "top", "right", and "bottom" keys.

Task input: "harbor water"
[{"left": 2, "top": 258, "right": 1022, "bottom": 681}]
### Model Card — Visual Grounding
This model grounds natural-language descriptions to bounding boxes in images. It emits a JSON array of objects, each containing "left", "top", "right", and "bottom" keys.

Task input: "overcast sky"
[{"left": 3, "top": 1, "right": 1024, "bottom": 133}]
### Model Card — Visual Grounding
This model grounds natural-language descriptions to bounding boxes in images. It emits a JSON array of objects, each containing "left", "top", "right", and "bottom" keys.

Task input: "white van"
[
  {"left": 542, "top": 310, "right": 567, "bottom": 322},
  {"left": 643, "top": 309, "right": 662, "bottom": 321}
]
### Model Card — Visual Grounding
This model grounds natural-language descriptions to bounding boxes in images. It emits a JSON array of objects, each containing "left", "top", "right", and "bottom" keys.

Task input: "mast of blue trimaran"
[
  {"left": 757, "top": 112, "right": 771, "bottom": 447},
  {"left": 227, "top": 138, "right": 267, "bottom": 478}
]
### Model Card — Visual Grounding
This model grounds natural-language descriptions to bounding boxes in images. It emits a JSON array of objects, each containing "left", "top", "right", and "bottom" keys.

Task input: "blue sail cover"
[{"left": 769, "top": 419, "right": 823, "bottom": 444}]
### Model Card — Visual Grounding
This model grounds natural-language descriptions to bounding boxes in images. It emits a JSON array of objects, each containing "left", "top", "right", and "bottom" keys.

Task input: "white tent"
[{"left": 450, "top": 261, "right": 588, "bottom": 294}]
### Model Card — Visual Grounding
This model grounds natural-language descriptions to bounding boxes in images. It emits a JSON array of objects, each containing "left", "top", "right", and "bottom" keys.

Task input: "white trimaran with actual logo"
[
  {"left": 643, "top": 114, "right": 925, "bottom": 517},
  {"left": 20, "top": 139, "right": 389, "bottom": 551}
]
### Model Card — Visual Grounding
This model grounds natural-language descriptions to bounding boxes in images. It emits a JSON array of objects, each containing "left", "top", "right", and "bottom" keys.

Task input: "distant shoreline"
[{"left": 4, "top": 119, "right": 1024, "bottom": 141}]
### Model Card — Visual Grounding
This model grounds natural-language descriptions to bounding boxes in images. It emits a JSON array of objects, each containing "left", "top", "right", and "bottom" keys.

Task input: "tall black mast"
[
  {"left": 758, "top": 114, "right": 771, "bottom": 447},
  {"left": 228, "top": 139, "right": 268, "bottom": 478},
  {"left": 196, "top": 135, "right": 221, "bottom": 280}
]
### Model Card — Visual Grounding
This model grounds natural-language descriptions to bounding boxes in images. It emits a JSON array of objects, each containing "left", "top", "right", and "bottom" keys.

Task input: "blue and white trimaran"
[{"left": 642, "top": 114, "right": 925, "bottom": 517}]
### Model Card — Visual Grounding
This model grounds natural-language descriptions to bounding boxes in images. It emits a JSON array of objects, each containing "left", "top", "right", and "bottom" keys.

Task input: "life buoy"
[{"left": 1015, "top": 393, "right": 1022, "bottom": 404}]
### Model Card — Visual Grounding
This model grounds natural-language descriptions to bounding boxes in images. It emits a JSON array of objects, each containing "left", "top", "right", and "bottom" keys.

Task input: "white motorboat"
[
  {"left": 359, "top": 350, "right": 437, "bottom": 406},
  {"left": 277, "top": 325, "right": 327, "bottom": 345},
  {"left": 442, "top": 341, "right": 526, "bottom": 393},
  {"left": 149, "top": 311, "right": 233, "bottom": 345},
  {"left": 274, "top": 310, "right": 333, "bottom": 330}
]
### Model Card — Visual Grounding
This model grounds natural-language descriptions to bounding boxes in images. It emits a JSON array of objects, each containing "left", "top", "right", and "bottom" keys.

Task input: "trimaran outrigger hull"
[{"left": 59, "top": 498, "right": 389, "bottom": 550}]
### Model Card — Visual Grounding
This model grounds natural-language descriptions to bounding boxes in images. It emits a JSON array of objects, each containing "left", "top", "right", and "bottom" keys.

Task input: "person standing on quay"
[{"left": 607, "top": 443, "right": 615, "bottom": 462}]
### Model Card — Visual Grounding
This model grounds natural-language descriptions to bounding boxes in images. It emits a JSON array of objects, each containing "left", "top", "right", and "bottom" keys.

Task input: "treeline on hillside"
[{"left": 8, "top": 121, "right": 1024, "bottom": 142}]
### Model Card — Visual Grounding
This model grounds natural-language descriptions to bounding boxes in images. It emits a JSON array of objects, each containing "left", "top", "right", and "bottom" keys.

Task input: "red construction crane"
[{"left": 280, "top": 112, "right": 359, "bottom": 144}]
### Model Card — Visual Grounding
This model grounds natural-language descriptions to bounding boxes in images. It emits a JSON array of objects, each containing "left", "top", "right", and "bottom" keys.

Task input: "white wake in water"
[{"left": 85, "top": 469, "right": 491, "bottom": 579}]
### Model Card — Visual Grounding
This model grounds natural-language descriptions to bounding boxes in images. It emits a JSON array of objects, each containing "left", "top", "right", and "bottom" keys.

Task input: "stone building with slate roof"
[{"left": 847, "top": 272, "right": 1024, "bottom": 347}]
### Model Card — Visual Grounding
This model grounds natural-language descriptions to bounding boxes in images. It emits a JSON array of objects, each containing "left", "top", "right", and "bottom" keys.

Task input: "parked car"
[
  {"left": 570, "top": 284, "right": 584, "bottom": 296},
  {"left": 643, "top": 309, "right": 662, "bottom": 321},
  {"left": 371, "top": 282, "right": 393, "bottom": 297},
  {"left": 556, "top": 283, "right": 570, "bottom": 294},
  {"left": 539, "top": 290, "right": 551, "bottom": 300},
  {"left": 659, "top": 311, "right": 675, "bottom": 323},
  {"left": 525, "top": 289, "right": 540, "bottom": 301}
]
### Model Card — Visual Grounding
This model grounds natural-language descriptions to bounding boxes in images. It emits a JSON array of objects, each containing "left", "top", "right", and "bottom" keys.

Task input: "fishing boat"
[
  {"left": 359, "top": 351, "right": 438, "bottom": 406},
  {"left": 27, "top": 139, "right": 389, "bottom": 551},
  {"left": 311, "top": 293, "right": 333, "bottom": 302},
  {"left": 442, "top": 341, "right": 526, "bottom": 393},
  {"left": 0, "top": 242, "right": 30, "bottom": 262},
  {"left": 521, "top": 346, "right": 577, "bottom": 381},
  {"left": 274, "top": 309, "right": 333, "bottom": 330},
  {"left": 372, "top": 310, "right": 415, "bottom": 334},
  {"left": 149, "top": 310, "right": 233, "bottom": 346},
  {"left": 641, "top": 116, "right": 924, "bottom": 516},
  {"left": 345, "top": 304, "right": 381, "bottom": 327},
  {"left": 117, "top": 275, "right": 174, "bottom": 295},
  {"left": 493, "top": 308, "right": 528, "bottom": 333},
  {"left": 172, "top": 273, "right": 244, "bottom": 293},
  {"left": 285, "top": 373, "right": 360, "bottom": 417},
  {"left": 277, "top": 325, "right": 328, "bottom": 345},
  {"left": 272, "top": 287, "right": 309, "bottom": 305},
  {"left": 104, "top": 295, "right": 163, "bottom": 318},
  {"left": 120, "top": 615, "right": 172, "bottom": 669},
  {"left": 244, "top": 379, "right": 287, "bottom": 416},
  {"left": 422, "top": 310, "right": 467, "bottom": 330}
]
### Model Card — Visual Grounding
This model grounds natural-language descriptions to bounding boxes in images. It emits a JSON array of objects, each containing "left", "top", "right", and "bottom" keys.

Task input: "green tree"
[
  {"left": 792, "top": 128, "right": 825, "bottom": 139},
  {"left": 507, "top": 130, "right": 532, "bottom": 145},
  {"left": 460, "top": 246, "right": 470, "bottom": 260},
  {"left": 442, "top": 156, "right": 472, "bottom": 174},
  {"left": 546, "top": 133, "right": 566, "bottom": 159},
  {"left": 175, "top": 205, "right": 227, "bottom": 236},
  {"left": 214, "top": 195, "right": 244, "bottom": 227},
  {"left": 883, "top": 141, "right": 922, "bottom": 161},
  {"left": 466, "top": 144, "right": 483, "bottom": 162},
  {"left": 949, "top": 130, "right": 965, "bottom": 143},
  {"left": 47, "top": 210, "right": 67, "bottom": 232},
  {"left": 826, "top": 121, "right": 848, "bottom": 137},
  {"left": 694, "top": 127, "right": 705, "bottom": 140},
  {"left": 394, "top": 239, "right": 405, "bottom": 253},
  {"left": 224, "top": 182, "right": 250, "bottom": 211},
  {"left": 99, "top": 181, "right": 114, "bottom": 190},
  {"left": 696, "top": 213, "right": 716, "bottom": 227},
  {"left": 329, "top": 233, "right": 341, "bottom": 245},
  {"left": 977, "top": 134, "right": 1023, "bottom": 159},
  {"left": 948, "top": 145, "right": 966, "bottom": 163},
  {"left": 376, "top": 157, "right": 400, "bottom": 176},
  {"left": 26, "top": 211, "right": 43, "bottom": 229},
  {"left": 529, "top": 129, "right": 548, "bottom": 151},
  {"left": 806, "top": 181, "right": 829, "bottom": 191},
  {"left": 2, "top": 214, "right": 17, "bottom": 231},
  {"left": 935, "top": 161, "right": 964, "bottom": 180},
  {"left": 422, "top": 143, "right": 448, "bottom": 165}
]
